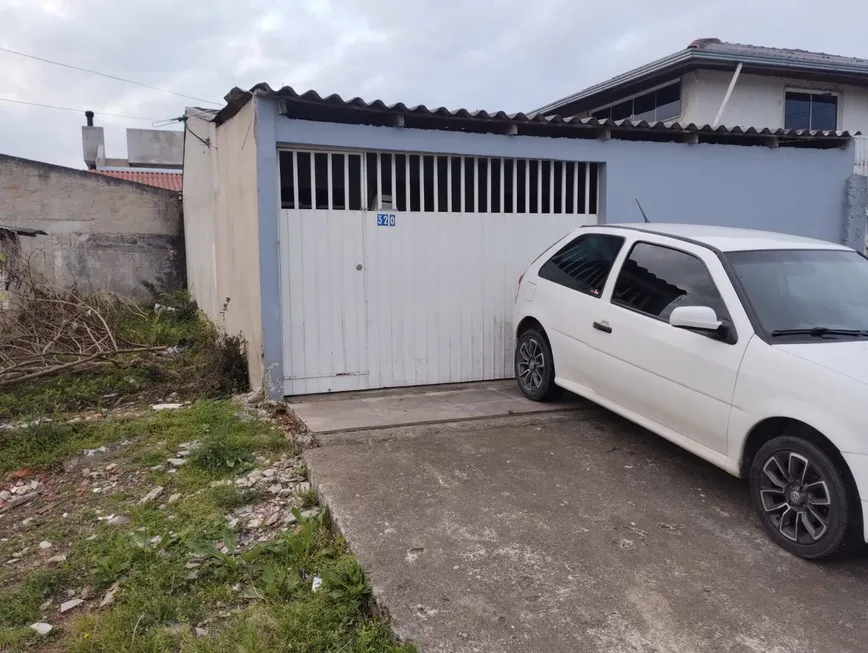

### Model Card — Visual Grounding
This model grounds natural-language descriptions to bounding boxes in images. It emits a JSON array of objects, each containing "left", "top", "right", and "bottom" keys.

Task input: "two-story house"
[{"left": 534, "top": 38, "right": 868, "bottom": 174}]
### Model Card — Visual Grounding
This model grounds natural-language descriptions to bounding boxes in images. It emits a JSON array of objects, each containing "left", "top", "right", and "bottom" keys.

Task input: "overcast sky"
[{"left": 1, "top": 0, "right": 866, "bottom": 169}]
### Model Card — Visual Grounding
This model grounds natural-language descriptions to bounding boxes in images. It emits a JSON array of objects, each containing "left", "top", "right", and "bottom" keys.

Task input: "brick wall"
[{"left": 0, "top": 153, "right": 183, "bottom": 298}]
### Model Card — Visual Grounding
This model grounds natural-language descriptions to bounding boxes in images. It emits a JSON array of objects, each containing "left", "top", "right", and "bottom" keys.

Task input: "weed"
[
  {"left": 186, "top": 426, "right": 255, "bottom": 474},
  {"left": 209, "top": 485, "right": 264, "bottom": 511},
  {"left": 323, "top": 556, "right": 370, "bottom": 611},
  {"left": 297, "top": 487, "right": 318, "bottom": 509}
]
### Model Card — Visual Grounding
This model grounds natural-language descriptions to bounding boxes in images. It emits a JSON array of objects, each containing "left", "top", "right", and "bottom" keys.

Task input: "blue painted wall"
[
  {"left": 254, "top": 97, "right": 858, "bottom": 397},
  {"left": 263, "top": 101, "right": 854, "bottom": 243}
]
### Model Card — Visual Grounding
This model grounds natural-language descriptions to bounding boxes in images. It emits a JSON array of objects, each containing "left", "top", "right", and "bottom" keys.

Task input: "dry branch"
[{"left": 0, "top": 257, "right": 171, "bottom": 388}]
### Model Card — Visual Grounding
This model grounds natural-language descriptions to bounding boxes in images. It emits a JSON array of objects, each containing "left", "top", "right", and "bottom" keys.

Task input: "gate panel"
[
  {"left": 278, "top": 148, "right": 599, "bottom": 395},
  {"left": 364, "top": 211, "right": 585, "bottom": 388},
  {"left": 280, "top": 209, "right": 368, "bottom": 395}
]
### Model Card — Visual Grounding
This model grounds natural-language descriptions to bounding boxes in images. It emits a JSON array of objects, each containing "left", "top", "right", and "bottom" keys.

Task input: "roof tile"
[{"left": 90, "top": 169, "right": 182, "bottom": 192}]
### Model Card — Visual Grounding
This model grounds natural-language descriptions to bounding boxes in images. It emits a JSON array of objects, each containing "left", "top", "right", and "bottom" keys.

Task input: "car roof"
[{"left": 594, "top": 223, "right": 852, "bottom": 252}]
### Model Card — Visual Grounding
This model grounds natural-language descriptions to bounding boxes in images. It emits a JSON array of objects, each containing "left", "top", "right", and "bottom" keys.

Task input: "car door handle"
[{"left": 592, "top": 321, "right": 612, "bottom": 334}]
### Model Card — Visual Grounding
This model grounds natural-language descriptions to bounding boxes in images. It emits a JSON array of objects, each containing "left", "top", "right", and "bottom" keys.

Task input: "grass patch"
[
  {"left": 0, "top": 400, "right": 287, "bottom": 475},
  {"left": 64, "top": 511, "right": 414, "bottom": 653},
  {"left": 0, "top": 401, "right": 411, "bottom": 652}
]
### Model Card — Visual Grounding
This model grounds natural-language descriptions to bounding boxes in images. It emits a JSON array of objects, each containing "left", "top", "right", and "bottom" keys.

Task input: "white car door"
[
  {"left": 585, "top": 237, "right": 752, "bottom": 456},
  {"left": 529, "top": 231, "right": 628, "bottom": 395}
]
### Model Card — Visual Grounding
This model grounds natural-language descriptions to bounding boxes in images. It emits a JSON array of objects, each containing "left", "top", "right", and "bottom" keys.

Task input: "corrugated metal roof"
[
  {"left": 534, "top": 38, "right": 868, "bottom": 115},
  {"left": 90, "top": 169, "right": 183, "bottom": 192},
  {"left": 268, "top": 85, "right": 856, "bottom": 142},
  {"left": 204, "top": 83, "right": 856, "bottom": 149}
]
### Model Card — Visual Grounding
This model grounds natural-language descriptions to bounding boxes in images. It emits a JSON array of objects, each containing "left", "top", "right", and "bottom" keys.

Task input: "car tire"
[
  {"left": 515, "top": 328, "right": 563, "bottom": 402},
  {"left": 749, "top": 435, "right": 857, "bottom": 560}
]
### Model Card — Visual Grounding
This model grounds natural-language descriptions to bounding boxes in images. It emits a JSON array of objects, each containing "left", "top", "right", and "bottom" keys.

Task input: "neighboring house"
[
  {"left": 81, "top": 111, "right": 184, "bottom": 192},
  {"left": 535, "top": 38, "right": 868, "bottom": 174},
  {"left": 181, "top": 84, "right": 864, "bottom": 399},
  {"left": 0, "top": 153, "right": 183, "bottom": 298}
]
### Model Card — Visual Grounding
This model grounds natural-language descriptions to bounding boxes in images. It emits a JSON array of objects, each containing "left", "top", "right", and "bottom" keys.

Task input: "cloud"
[{"left": 0, "top": 0, "right": 865, "bottom": 168}]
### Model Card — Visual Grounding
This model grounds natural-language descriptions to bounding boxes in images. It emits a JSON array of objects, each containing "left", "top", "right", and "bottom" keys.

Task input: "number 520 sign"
[{"left": 376, "top": 213, "right": 396, "bottom": 227}]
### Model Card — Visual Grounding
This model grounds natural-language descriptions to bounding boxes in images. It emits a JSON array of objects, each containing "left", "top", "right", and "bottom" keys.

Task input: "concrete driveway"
[{"left": 304, "top": 405, "right": 868, "bottom": 653}]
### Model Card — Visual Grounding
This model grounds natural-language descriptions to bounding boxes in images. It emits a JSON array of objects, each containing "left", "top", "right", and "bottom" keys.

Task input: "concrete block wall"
[{"left": 0, "top": 154, "right": 183, "bottom": 298}]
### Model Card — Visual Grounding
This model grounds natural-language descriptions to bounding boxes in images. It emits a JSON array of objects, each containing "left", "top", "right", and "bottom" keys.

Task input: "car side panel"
[{"left": 728, "top": 338, "right": 868, "bottom": 471}]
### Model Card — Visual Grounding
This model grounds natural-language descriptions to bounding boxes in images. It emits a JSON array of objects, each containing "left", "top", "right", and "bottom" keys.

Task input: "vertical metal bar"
[
  {"left": 513, "top": 159, "right": 518, "bottom": 212},
  {"left": 326, "top": 153, "right": 333, "bottom": 211},
  {"left": 584, "top": 162, "right": 592, "bottom": 214},
  {"left": 548, "top": 161, "right": 554, "bottom": 214},
  {"left": 391, "top": 154, "right": 397, "bottom": 210},
  {"left": 460, "top": 157, "right": 466, "bottom": 212},
  {"left": 572, "top": 162, "right": 579, "bottom": 214},
  {"left": 537, "top": 160, "right": 542, "bottom": 213},
  {"left": 433, "top": 156, "right": 439, "bottom": 212},
  {"left": 291, "top": 151, "right": 299, "bottom": 210},
  {"left": 359, "top": 154, "right": 365, "bottom": 210},
  {"left": 343, "top": 154, "right": 350, "bottom": 210},
  {"left": 376, "top": 154, "right": 382, "bottom": 210},
  {"left": 473, "top": 158, "right": 479, "bottom": 213},
  {"left": 499, "top": 158, "right": 505, "bottom": 213},
  {"left": 311, "top": 152, "right": 317, "bottom": 210},
  {"left": 486, "top": 157, "right": 492, "bottom": 213},
  {"left": 419, "top": 156, "right": 425, "bottom": 212},
  {"left": 405, "top": 154, "right": 411, "bottom": 212},
  {"left": 560, "top": 161, "right": 567, "bottom": 214},
  {"left": 447, "top": 156, "right": 452, "bottom": 212}
]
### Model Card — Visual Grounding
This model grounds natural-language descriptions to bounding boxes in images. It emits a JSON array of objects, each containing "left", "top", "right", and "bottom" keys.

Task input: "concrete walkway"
[
  {"left": 305, "top": 410, "right": 868, "bottom": 653},
  {"left": 289, "top": 381, "right": 583, "bottom": 434}
]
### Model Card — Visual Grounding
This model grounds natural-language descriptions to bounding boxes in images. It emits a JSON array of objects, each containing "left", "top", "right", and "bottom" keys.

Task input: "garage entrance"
[{"left": 277, "top": 148, "right": 599, "bottom": 395}]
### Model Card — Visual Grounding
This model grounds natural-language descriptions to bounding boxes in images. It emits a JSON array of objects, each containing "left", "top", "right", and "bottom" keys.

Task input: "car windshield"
[{"left": 725, "top": 249, "right": 868, "bottom": 338}]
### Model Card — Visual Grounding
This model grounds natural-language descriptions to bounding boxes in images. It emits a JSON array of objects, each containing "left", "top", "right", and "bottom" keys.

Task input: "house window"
[
  {"left": 592, "top": 82, "right": 681, "bottom": 123},
  {"left": 784, "top": 91, "right": 838, "bottom": 131}
]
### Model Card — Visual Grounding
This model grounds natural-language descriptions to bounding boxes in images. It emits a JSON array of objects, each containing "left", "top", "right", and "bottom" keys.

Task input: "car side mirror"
[{"left": 669, "top": 305, "right": 722, "bottom": 332}]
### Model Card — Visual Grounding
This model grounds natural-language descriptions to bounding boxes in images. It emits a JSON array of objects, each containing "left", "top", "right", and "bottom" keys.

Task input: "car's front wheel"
[
  {"left": 515, "top": 328, "right": 562, "bottom": 401},
  {"left": 749, "top": 435, "right": 857, "bottom": 559}
]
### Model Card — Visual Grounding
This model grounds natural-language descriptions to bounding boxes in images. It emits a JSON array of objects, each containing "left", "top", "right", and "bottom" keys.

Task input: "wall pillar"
[
  {"left": 843, "top": 174, "right": 868, "bottom": 253},
  {"left": 254, "top": 98, "right": 284, "bottom": 399}
]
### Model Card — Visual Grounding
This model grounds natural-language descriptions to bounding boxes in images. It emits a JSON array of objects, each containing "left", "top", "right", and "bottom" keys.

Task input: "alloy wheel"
[
  {"left": 517, "top": 337, "right": 545, "bottom": 392},
  {"left": 759, "top": 451, "right": 832, "bottom": 544}
]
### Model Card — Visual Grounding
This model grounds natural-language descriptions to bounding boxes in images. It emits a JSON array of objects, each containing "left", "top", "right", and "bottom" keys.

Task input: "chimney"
[{"left": 82, "top": 111, "right": 105, "bottom": 169}]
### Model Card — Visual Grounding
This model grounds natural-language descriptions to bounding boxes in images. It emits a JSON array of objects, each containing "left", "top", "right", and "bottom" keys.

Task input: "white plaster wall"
[
  {"left": 215, "top": 100, "right": 264, "bottom": 389},
  {"left": 680, "top": 69, "right": 868, "bottom": 131},
  {"left": 182, "top": 102, "right": 264, "bottom": 390},
  {"left": 181, "top": 115, "right": 219, "bottom": 319}
]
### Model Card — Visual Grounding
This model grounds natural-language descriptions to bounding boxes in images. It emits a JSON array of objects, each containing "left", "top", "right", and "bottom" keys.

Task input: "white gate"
[{"left": 278, "top": 149, "right": 598, "bottom": 395}]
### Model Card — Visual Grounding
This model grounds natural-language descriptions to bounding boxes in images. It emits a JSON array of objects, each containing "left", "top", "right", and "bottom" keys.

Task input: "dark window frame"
[
  {"left": 590, "top": 81, "right": 681, "bottom": 122},
  {"left": 610, "top": 240, "right": 737, "bottom": 343},
  {"left": 784, "top": 90, "right": 839, "bottom": 131},
  {"left": 537, "top": 233, "right": 625, "bottom": 299}
]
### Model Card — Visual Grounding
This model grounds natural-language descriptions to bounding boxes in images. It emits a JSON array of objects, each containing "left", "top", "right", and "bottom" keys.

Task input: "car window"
[
  {"left": 612, "top": 242, "right": 730, "bottom": 321},
  {"left": 537, "top": 234, "right": 624, "bottom": 298},
  {"left": 726, "top": 249, "right": 868, "bottom": 336}
]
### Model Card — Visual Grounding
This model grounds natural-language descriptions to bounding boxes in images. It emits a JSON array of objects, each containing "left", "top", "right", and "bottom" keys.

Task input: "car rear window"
[{"left": 538, "top": 234, "right": 624, "bottom": 298}]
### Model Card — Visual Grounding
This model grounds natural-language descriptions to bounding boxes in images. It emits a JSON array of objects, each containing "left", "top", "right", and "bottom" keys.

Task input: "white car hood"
[{"left": 777, "top": 341, "right": 868, "bottom": 386}]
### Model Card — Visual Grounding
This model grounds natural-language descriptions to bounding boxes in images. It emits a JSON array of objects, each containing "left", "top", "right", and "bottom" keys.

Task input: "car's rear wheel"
[
  {"left": 749, "top": 435, "right": 856, "bottom": 559},
  {"left": 515, "top": 328, "right": 562, "bottom": 401}
]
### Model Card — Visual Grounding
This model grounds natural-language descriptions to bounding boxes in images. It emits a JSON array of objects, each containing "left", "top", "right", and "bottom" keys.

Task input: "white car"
[{"left": 514, "top": 223, "right": 868, "bottom": 559}]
